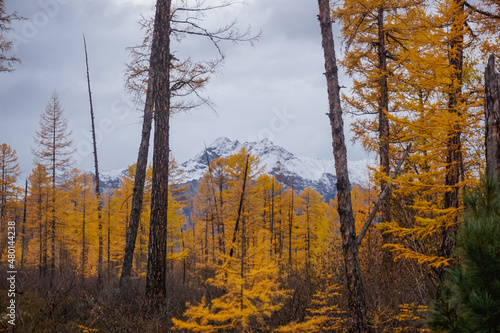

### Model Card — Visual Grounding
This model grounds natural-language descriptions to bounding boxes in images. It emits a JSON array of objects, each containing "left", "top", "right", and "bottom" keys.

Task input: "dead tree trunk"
[
  {"left": 21, "top": 179, "right": 27, "bottom": 269},
  {"left": 229, "top": 154, "right": 250, "bottom": 258},
  {"left": 120, "top": 63, "right": 155, "bottom": 289},
  {"left": 485, "top": 54, "right": 500, "bottom": 179},
  {"left": 317, "top": 1, "right": 370, "bottom": 331},
  {"left": 146, "top": 0, "right": 172, "bottom": 298},
  {"left": 83, "top": 36, "right": 103, "bottom": 287}
]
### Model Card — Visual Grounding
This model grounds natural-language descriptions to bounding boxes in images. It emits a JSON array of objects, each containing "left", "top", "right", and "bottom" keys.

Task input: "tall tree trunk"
[
  {"left": 288, "top": 187, "right": 293, "bottom": 268},
  {"left": 51, "top": 118, "right": 56, "bottom": 276},
  {"left": 377, "top": 7, "right": 390, "bottom": 219},
  {"left": 82, "top": 176, "right": 87, "bottom": 278},
  {"left": 485, "top": 54, "right": 500, "bottom": 179},
  {"left": 38, "top": 191, "right": 43, "bottom": 276},
  {"left": 377, "top": 6, "right": 391, "bottom": 239},
  {"left": 442, "top": 0, "right": 464, "bottom": 260},
  {"left": 146, "top": 0, "right": 172, "bottom": 298},
  {"left": 107, "top": 194, "right": 111, "bottom": 278},
  {"left": 21, "top": 179, "right": 27, "bottom": 269},
  {"left": 0, "top": 156, "right": 5, "bottom": 256},
  {"left": 377, "top": 5, "right": 394, "bottom": 304},
  {"left": 84, "top": 36, "right": 103, "bottom": 287},
  {"left": 229, "top": 155, "right": 250, "bottom": 258},
  {"left": 120, "top": 72, "right": 155, "bottom": 289},
  {"left": 317, "top": 1, "right": 370, "bottom": 331},
  {"left": 240, "top": 211, "right": 246, "bottom": 333}
]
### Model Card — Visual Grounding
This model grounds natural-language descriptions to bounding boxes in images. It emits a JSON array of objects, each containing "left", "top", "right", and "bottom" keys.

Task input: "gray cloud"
[{"left": 1, "top": 0, "right": 367, "bottom": 180}]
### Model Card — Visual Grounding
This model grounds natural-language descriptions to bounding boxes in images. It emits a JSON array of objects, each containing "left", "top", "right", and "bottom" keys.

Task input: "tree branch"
[
  {"left": 464, "top": 1, "right": 500, "bottom": 19},
  {"left": 355, "top": 143, "right": 412, "bottom": 247}
]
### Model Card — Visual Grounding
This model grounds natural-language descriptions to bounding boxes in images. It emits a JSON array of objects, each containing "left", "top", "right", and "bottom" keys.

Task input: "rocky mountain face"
[{"left": 101, "top": 137, "right": 372, "bottom": 202}]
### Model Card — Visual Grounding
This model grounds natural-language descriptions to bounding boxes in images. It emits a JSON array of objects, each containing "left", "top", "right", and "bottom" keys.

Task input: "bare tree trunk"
[
  {"left": 38, "top": 191, "right": 43, "bottom": 277},
  {"left": 288, "top": 187, "right": 293, "bottom": 268},
  {"left": 377, "top": 7, "right": 390, "bottom": 222},
  {"left": 485, "top": 54, "right": 500, "bottom": 179},
  {"left": 377, "top": 6, "right": 391, "bottom": 240},
  {"left": 120, "top": 73, "right": 154, "bottom": 289},
  {"left": 51, "top": 123, "right": 56, "bottom": 277},
  {"left": 107, "top": 194, "right": 111, "bottom": 279},
  {"left": 376, "top": 5, "right": 395, "bottom": 305},
  {"left": 82, "top": 176, "right": 87, "bottom": 278},
  {"left": 229, "top": 154, "right": 250, "bottom": 258},
  {"left": 84, "top": 36, "right": 103, "bottom": 287},
  {"left": 146, "top": 0, "right": 172, "bottom": 298},
  {"left": 21, "top": 179, "right": 27, "bottom": 270},
  {"left": 240, "top": 211, "right": 246, "bottom": 333},
  {"left": 317, "top": 1, "right": 370, "bottom": 331}
]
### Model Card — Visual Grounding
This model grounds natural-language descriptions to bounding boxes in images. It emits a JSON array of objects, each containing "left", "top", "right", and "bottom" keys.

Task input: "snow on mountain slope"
[
  {"left": 100, "top": 168, "right": 128, "bottom": 189},
  {"left": 181, "top": 137, "right": 373, "bottom": 201},
  {"left": 99, "top": 138, "right": 373, "bottom": 201}
]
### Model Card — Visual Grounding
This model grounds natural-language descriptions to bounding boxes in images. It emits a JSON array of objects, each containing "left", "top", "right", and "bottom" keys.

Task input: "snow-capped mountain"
[
  {"left": 100, "top": 137, "right": 373, "bottom": 202},
  {"left": 100, "top": 168, "right": 128, "bottom": 189},
  {"left": 181, "top": 137, "right": 372, "bottom": 202}
]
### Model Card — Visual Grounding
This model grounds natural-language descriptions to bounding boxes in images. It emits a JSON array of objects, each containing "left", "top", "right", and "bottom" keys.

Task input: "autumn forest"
[{"left": 1, "top": 0, "right": 500, "bottom": 332}]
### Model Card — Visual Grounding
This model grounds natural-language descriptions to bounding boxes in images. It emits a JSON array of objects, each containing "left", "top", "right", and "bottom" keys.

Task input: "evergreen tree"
[{"left": 427, "top": 177, "right": 500, "bottom": 332}]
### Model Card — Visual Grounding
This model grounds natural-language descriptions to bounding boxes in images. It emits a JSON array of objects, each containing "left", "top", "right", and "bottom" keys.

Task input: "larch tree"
[
  {"left": 115, "top": 163, "right": 150, "bottom": 276},
  {"left": 0, "top": 0, "right": 21, "bottom": 73},
  {"left": 296, "top": 187, "right": 329, "bottom": 276},
  {"left": 121, "top": 0, "right": 259, "bottom": 290},
  {"left": 317, "top": 0, "right": 370, "bottom": 331},
  {"left": 379, "top": 0, "right": 500, "bottom": 276},
  {"left": 173, "top": 149, "right": 288, "bottom": 332},
  {"left": 60, "top": 169, "right": 99, "bottom": 277},
  {"left": 485, "top": 55, "right": 500, "bottom": 178},
  {"left": 32, "top": 91, "right": 74, "bottom": 274},
  {"left": 0, "top": 143, "right": 21, "bottom": 259},
  {"left": 26, "top": 163, "right": 50, "bottom": 274},
  {"left": 334, "top": 0, "right": 423, "bottom": 270},
  {"left": 145, "top": 0, "right": 172, "bottom": 298}
]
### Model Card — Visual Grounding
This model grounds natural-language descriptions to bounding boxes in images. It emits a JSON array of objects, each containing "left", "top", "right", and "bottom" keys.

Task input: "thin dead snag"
[
  {"left": 229, "top": 154, "right": 250, "bottom": 258},
  {"left": 317, "top": 0, "right": 370, "bottom": 331},
  {"left": 83, "top": 35, "right": 103, "bottom": 289}
]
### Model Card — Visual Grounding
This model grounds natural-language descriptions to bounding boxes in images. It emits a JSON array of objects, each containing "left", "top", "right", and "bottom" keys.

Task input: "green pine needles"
[{"left": 427, "top": 176, "right": 500, "bottom": 332}]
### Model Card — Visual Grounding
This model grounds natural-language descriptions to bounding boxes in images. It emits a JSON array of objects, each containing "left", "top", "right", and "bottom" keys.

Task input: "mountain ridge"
[{"left": 100, "top": 137, "right": 373, "bottom": 202}]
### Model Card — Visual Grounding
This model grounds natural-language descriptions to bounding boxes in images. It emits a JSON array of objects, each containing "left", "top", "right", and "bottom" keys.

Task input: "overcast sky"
[{"left": 1, "top": 0, "right": 369, "bottom": 179}]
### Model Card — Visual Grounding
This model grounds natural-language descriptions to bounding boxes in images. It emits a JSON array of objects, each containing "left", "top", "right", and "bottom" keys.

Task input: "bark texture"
[
  {"left": 120, "top": 66, "right": 155, "bottom": 289},
  {"left": 485, "top": 54, "right": 500, "bottom": 179},
  {"left": 442, "top": 0, "right": 464, "bottom": 260},
  {"left": 146, "top": 0, "right": 172, "bottom": 298},
  {"left": 317, "top": 1, "right": 370, "bottom": 331}
]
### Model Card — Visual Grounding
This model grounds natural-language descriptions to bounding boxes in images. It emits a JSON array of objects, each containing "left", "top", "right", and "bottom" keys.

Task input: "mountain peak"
[
  {"left": 98, "top": 137, "right": 371, "bottom": 202},
  {"left": 179, "top": 137, "right": 372, "bottom": 201},
  {"left": 209, "top": 137, "right": 234, "bottom": 147}
]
